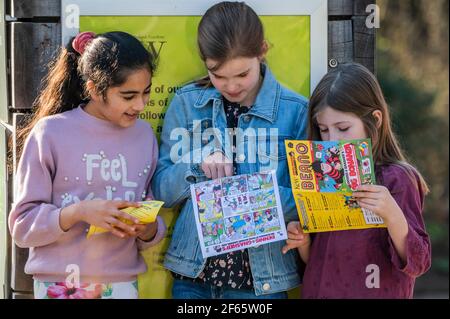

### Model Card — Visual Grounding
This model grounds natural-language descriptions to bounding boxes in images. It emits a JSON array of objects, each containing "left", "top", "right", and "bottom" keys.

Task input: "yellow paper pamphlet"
[
  {"left": 285, "top": 139, "right": 386, "bottom": 233},
  {"left": 86, "top": 200, "right": 164, "bottom": 238}
]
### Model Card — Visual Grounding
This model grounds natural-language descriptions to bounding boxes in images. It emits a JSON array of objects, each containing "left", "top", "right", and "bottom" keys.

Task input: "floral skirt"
[{"left": 33, "top": 280, "right": 138, "bottom": 299}]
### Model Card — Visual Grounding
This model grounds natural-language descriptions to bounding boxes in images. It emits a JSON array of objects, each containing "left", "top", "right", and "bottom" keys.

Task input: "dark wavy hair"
[{"left": 15, "top": 31, "right": 155, "bottom": 160}]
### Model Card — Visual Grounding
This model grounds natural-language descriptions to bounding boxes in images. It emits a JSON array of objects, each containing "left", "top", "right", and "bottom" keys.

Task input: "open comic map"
[{"left": 190, "top": 171, "right": 287, "bottom": 258}]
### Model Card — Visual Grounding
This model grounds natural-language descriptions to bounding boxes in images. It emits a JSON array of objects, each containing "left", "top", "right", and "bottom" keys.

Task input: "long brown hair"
[
  {"left": 308, "top": 62, "right": 429, "bottom": 193},
  {"left": 195, "top": 1, "right": 266, "bottom": 86}
]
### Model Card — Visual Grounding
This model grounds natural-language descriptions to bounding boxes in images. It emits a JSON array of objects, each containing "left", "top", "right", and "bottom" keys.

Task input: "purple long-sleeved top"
[
  {"left": 9, "top": 106, "right": 166, "bottom": 283},
  {"left": 302, "top": 164, "right": 431, "bottom": 298}
]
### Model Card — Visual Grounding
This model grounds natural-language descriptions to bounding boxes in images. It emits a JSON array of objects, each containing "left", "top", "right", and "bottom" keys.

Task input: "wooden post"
[
  {"left": 1, "top": 0, "right": 10, "bottom": 299},
  {"left": 352, "top": 0, "right": 376, "bottom": 73},
  {"left": 328, "top": 0, "right": 376, "bottom": 73},
  {"left": 11, "top": 0, "right": 60, "bottom": 110},
  {"left": 11, "top": 0, "right": 61, "bottom": 17},
  {"left": 7, "top": 0, "right": 60, "bottom": 299}
]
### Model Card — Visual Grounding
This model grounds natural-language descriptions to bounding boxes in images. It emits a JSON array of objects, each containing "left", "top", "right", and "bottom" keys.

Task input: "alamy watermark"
[
  {"left": 64, "top": 4, "right": 80, "bottom": 29},
  {"left": 366, "top": 4, "right": 380, "bottom": 29},
  {"left": 365, "top": 264, "right": 380, "bottom": 289},
  {"left": 169, "top": 121, "right": 280, "bottom": 168},
  {"left": 65, "top": 264, "right": 81, "bottom": 289}
]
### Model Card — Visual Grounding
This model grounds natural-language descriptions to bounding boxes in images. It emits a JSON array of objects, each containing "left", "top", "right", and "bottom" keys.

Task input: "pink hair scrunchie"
[{"left": 72, "top": 31, "right": 96, "bottom": 55}]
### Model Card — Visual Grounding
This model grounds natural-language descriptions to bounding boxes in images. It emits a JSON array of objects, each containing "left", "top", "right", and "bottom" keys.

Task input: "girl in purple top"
[
  {"left": 282, "top": 63, "right": 431, "bottom": 298},
  {"left": 9, "top": 31, "right": 166, "bottom": 299}
]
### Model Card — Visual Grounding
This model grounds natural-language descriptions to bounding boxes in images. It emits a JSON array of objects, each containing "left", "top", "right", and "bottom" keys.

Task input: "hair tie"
[{"left": 72, "top": 31, "right": 96, "bottom": 55}]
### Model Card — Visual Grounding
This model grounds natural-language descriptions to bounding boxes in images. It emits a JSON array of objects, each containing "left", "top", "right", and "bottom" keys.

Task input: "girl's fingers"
[
  {"left": 116, "top": 211, "right": 140, "bottom": 224},
  {"left": 210, "top": 165, "right": 218, "bottom": 180},
  {"left": 105, "top": 219, "right": 130, "bottom": 238},
  {"left": 282, "top": 244, "right": 294, "bottom": 254},
  {"left": 224, "top": 164, "right": 234, "bottom": 177},
  {"left": 116, "top": 221, "right": 136, "bottom": 234},
  {"left": 102, "top": 221, "right": 114, "bottom": 231},
  {"left": 358, "top": 201, "right": 377, "bottom": 210},
  {"left": 105, "top": 217, "right": 117, "bottom": 226},
  {"left": 352, "top": 191, "right": 380, "bottom": 199},
  {"left": 110, "top": 215, "right": 136, "bottom": 233},
  {"left": 356, "top": 184, "right": 382, "bottom": 193},
  {"left": 356, "top": 184, "right": 375, "bottom": 192},
  {"left": 282, "top": 239, "right": 306, "bottom": 254},
  {"left": 203, "top": 154, "right": 234, "bottom": 180},
  {"left": 287, "top": 232, "right": 305, "bottom": 241},
  {"left": 287, "top": 222, "right": 300, "bottom": 234},
  {"left": 216, "top": 164, "right": 225, "bottom": 179},
  {"left": 105, "top": 218, "right": 137, "bottom": 236},
  {"left": 133, "top": 224, "right": 147, "bottom": 232},
  {"left": 285, "top": 238, "right": 307, "bottom": 246},
  {"left": 201, "top": 164, "right": 208, "bottom": 178},
  {"left": 116, "top": 200, "right": 140, "bottom": 209},
  {"left": 111, "top": 228, "right": 128, "bottom": 238},
  {"left": 222, "top": 153, "right": 231, "bottom": 162},
  {"left": 357, "top": 198, "right": 378, "bottom": 206},
  {"left": 202, "top": 163, "right": 212, "bottom": 179}
]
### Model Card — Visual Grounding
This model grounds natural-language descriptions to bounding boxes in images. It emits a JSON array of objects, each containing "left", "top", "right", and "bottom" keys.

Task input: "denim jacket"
[{"left": 152, "top": 65, "right": 308, "bottom": 295}]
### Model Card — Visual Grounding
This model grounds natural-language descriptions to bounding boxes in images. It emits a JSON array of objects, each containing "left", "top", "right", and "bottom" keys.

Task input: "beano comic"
[{"left": 285, "top": 139, "right": 386, "bottom": 233}]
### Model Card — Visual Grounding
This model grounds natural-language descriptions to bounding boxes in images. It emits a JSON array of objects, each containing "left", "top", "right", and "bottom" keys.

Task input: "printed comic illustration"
[
  {"left": 190, "top": 171, "right": 287, "bottom": 258},
  {"left": 285, "top": 139, "right": 386, "bottom": 233}
]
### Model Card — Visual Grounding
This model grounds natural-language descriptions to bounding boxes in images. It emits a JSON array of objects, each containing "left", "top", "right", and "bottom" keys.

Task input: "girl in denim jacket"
[{"left": 152, "top": 1, "right": 308, "bottom": 299}]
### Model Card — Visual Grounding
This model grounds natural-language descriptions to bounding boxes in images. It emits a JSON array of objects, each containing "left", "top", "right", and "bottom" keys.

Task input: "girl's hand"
[
  {"left": 134, "top": 222, "right": 158, "bottom": 241},
  {"left": 201, "top": 151, "right": 233, "bottom": 179},
  {"left": 353, "top": 184, "right": 410, "bottom": 263},
  {"left": 282, "top": 221, "right": 311, "bottom": 254},
  {"left": 352, "top": 185, "right": 404, "bottom": 225},
  {"left": 64, "top": 200, "right": 141, "bottom": 238}
]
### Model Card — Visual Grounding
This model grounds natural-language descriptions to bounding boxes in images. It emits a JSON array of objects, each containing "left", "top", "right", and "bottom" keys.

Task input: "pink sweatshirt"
[{"left": 9, "top": 106, "right": 166, "bottom": 283}]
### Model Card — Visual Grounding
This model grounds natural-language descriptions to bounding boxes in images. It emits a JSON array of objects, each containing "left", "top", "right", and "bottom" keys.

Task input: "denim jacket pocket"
[
  {"left": 257, "top": 137, "right": 292, "bottom": 188},
  {"left": 167, "top": 201, "right": 199, "bottom": 257},
  {"left": 257, "top": 137, "right": 287, "bottom": 169},
  {"left": 165, "top": 201, "right": 207, "bottom": 275}
]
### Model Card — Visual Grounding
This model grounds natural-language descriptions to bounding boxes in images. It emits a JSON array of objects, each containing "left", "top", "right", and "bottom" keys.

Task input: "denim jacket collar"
[{"left": 193, "top": 64, "right": 279, "bottom": 123}]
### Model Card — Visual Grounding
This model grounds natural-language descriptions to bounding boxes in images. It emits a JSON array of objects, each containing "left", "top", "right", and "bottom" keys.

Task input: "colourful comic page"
[
  {"left": 190, "top": 171, "right": 287, "bottom": 258},
  {"left": 285, "top": 139, "right": 386, "bottom": 233}
]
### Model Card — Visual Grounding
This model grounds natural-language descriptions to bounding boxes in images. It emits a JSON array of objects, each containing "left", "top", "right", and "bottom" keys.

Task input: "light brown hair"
[
  {"left": 196, "top": 1, "right": 265, "bottom": 86},
  {"left": 308, "top": 62, "right": 429, "bottom": 193}
]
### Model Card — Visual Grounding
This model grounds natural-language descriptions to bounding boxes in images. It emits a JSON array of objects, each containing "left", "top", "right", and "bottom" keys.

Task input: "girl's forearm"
[
  {"left": 386, "top": 208, "right": 409, "bottom": 264},
  {"left": 298, "top": 244, "right": 310, "bottom": 264}
]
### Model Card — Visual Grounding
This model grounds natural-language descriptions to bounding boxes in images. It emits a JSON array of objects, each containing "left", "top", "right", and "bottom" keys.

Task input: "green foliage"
[{"left": 378, "top": 51, "right": 449, "bottom": 281}]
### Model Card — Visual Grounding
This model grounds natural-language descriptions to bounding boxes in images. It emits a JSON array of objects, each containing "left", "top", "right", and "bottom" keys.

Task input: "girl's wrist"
[
  {"left": 69, "top": 202, "right": 85, "bottom": 223},
  {"left": 60, "top": 204, "right": 82, "bottom": 231},
  {"left": 298, "top": 240, "right": 311, "bottom": 249},
  {"left": 384, "top": 206, "right": 406, "bottom": 228},
  {"left": 297, "top": 246, "right": 310, "bottom": 263},
  {"left": 138, "top": 222, "right": 158, "bottom": 241}
]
